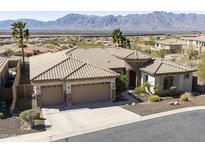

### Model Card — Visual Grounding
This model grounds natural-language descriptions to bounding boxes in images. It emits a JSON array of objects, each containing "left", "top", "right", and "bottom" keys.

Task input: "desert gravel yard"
[
  {"left": 0, "top": 117, "right": 45, "bottom": 139},
  {"left": 123, "top": 95, "right": 205, "bottom": 116}
]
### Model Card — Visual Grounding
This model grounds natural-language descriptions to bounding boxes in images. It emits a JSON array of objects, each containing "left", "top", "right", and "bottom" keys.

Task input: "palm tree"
[
  {"left": 11, "top": 21, "right": 29, "bottom": 70},
  {"left": 111, "top": 28, "right": 122, "bottom": 47},
  {"left": 111, "top": 28, "right": 131, "bottom": 49}
]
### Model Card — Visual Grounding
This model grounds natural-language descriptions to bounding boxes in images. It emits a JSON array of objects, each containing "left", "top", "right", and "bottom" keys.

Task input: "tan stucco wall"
[
  {"left": 141, "top": 72, "right": 193, "bottom": 94},
  {"left": 33, "top": 77, "right": 117, "bottom": 105}
]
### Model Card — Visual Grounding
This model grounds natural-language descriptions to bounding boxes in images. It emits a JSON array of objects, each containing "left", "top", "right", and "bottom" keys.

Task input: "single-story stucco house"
[
  {"left": 0, "top": 56, "right": 9, "bottom": 88},
  {"left": 29, "top": 47, "right": 197, "bottom": 106},
  {"left": 155, "top": 39, "right": 187, "bottom": 53}
]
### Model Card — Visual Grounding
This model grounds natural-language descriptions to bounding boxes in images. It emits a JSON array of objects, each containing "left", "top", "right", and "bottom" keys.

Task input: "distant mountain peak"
[{"left": 0, "top": 11, "right": 205, "bottom": 32}]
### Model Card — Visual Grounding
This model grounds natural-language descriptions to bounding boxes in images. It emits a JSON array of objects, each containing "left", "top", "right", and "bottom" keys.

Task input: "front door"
[{"left": 129, "top": 70, "right": 136, "bottom": 89}]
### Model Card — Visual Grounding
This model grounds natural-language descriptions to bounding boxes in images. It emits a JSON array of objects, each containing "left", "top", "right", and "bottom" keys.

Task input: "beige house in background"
[
  {"left": 0, "top": 56, "right": 9, "bottom": 88},
  {"left": 30, "top": 47, "right": 197, "bottom": 106},
  {"left": 183, "top": 35, "right": 205, "bottom": 54},
  {"left": 155, "top": 39, "right": 187, "bottom": 53}
]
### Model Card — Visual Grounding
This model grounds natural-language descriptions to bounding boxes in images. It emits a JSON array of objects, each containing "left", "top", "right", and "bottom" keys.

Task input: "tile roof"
[
  {"left": 183, "top": 35, "right": 205, "bottom": 42},
  {"left": 112, "top": 48, "right": 151, "bottom": 60},
  {"left": 30, "top": 50, "right": 118, "bottom": 81},
  {"left": 0, "top": 56, "right": 8, "bottom": 73},
  {"left": 66, "top": 48, "right": 125, "bottom": 69},
  {"left": 140, "top": 58, "right": 197, "bottom": 75},
  {"left": 156, "top": 39, "right": 186, "bottom": 45}
]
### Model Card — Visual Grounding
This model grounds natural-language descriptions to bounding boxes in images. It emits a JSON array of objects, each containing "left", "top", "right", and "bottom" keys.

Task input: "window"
[
  {"left": 184, "top": 73, "right": 190, "bottom": 79},
  {"left": 164, "top": 76, "right": 174, "bottom": 90},
  {"left": 145, "top": 75, "right": 148, "bottom": 82}
]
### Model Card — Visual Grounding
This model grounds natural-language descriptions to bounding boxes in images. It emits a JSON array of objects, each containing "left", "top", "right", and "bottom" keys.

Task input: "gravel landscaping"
[
  {"left": 0, "top": 116, "right": 45, "bottom": 139},
  {"left": 123, "top": 95, "right": 205, "bottom": 116}
]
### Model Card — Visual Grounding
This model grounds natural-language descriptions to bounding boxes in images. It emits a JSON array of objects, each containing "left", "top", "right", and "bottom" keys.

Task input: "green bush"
[
  {"left": 154, "top": 84, "right": 160, "bottom": 95},
  {"left": 20, "top": 109, "right": 41, "bottom": 126},
  {"left": 116, "top": 73, "right": 127, "bottom": 93},
  {"left": 134, "top": 86, "right": 145, "bottom": 95},
  {"left": 179, "top": 94, "right": 188, "bottom": 102},
  {"left": 151, "top": 50, "right": 165, "bottom": 58},
  {"left": 148, "top": 95, "right": 160, "bottom": 102},
  {"left": 170, "top": 86, "right": 177, "bottom": 95},
  {"left": 0, "top": 112, "right": 4, "bottom": 119}
]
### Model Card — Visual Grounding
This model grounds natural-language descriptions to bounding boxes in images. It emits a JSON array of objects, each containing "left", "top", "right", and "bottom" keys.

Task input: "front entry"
[{"left": 129, "top": 70, "right": 136, "bottom": 89}]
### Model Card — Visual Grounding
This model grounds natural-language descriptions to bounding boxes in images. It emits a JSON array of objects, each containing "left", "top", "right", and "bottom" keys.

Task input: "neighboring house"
[
  {"left": 0, "top": 56, "right": 9, "bottom": 88},
  {"left": 155, "top": 39, "right": 186, "bottom": 53},
  {"left": 185, "top": 35, "right": 205, "bottom": 47},
  {"left": 182, "top": 35, "right": 205, "bottom": 54},
  {"left": 14, "top": 45, "right": 57, "bottom": 57},
  {"left": 29, "top": 47, "right": 197, "bottom": 106}
]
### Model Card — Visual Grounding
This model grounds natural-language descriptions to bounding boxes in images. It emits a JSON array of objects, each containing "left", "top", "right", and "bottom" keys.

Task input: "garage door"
[
  {"left": 40, "top": 85, "right": 64, "bottom": 106},
  {"left": 72, "top": 82, "right": 110, "bottom": 104}
]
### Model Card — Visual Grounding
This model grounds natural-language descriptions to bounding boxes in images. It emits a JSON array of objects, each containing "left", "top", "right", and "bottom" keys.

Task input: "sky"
[{"left": 1, "top": 11, "right": 205, "bottom": 21}]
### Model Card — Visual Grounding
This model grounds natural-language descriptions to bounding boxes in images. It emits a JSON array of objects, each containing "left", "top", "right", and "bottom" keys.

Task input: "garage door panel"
[
  {"left": 72, "top": 83, "right": 110, "bottom": 104},
  {"left": 40, "top": 85, "right": 63, "bottom": 106}
]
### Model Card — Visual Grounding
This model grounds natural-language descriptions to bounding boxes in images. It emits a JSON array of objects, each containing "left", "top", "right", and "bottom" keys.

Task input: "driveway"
[
  {"left": 61, "top": 110, "right": 205, "bottom": 142},
  {"left": 42, "top": 101, "right": 140, "bottom": 136}
]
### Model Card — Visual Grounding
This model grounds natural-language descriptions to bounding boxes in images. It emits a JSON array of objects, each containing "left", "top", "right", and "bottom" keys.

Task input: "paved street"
[{"left": 62, "top": 110, "right": 205, "bottom": 142}]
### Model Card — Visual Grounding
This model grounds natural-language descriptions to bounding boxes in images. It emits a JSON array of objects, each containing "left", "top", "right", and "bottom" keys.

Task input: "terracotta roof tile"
[
  {"left": 30, "top": 50, "right": 118, "bottom": 81},
  {"left": 0, "top": 56, "right": 8, "bottom": 73},
  {"left": 66, "top": 48, "right": 125, "bottom": 69},
  {"left": 140, "top": 58, "right": 197, "bottom": 75},
  {"left": 112, "top": 48, "right": 151, "bottom": 60}
]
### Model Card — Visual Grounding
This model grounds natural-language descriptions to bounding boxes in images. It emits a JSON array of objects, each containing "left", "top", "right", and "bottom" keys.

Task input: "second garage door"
[
  {"left": 72, "top": 82, "right": 110, "bottom": 104},
  {"left": 40, "top": 85, "right": 64, "bottom": 106}
]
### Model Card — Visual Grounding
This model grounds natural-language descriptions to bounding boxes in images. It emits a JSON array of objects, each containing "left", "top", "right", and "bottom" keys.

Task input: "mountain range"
[{"left": 1, "top": 11, "right": 205, "bottom": 32}]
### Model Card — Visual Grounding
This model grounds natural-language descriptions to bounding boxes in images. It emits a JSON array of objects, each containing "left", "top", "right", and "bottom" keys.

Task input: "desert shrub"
[
  {"left": 151, "top": 50, "right": 165, "bottom": 58},
  {"left": 148, "top": 95, "right": 160, "bottom": 102},
  {"left": 154, "top": 84, "right": 160, "bottom": 95},
  {"left": 0, "top": 112, "right": 4, "bottom": 119},
  {"left": 170, "top": 86, "right": 177, "bottom": 95},
  {"left": 61, "top": 45, "right": 69, "bottom": 50},
  {"left": 116, "top": 74, "right": 127, "bottom": 93},
  {"left": 20, "top": 109, "right": 41, "bottom": 126},
  {"left": 179, "top": 94, "right": 188, "bottom": 102},
  {"left": 134, "top": 86, "right": 145, "bottom": 95},
  {"left": 197, "top": 56, "right": 205, "bottom": 84}
]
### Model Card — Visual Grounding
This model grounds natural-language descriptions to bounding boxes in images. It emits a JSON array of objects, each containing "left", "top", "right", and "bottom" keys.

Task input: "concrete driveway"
[{"left": 42, "top": 101, "right": 140, "bottom": 136}]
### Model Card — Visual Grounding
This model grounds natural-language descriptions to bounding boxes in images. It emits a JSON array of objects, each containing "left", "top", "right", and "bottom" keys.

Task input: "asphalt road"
[{"left": 58, "top": 110, "right": 205, "bottom": 142}]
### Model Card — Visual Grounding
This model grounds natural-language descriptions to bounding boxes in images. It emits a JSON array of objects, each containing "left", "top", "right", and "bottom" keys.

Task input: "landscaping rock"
[
  {"left": 174, "top": 101, "right": 179, "bottom": 105},
  {"left": 131, "top": 102, "right": 136, "bottom": 106},
  {"left": 168, "top": 101, "right": 179, "bottom": 105},
  {"left": 20, "top": 119, "right": 32, "bottom": 131},
  {"left": 168, "top": 101, "right": 174, "bottom": 105}
]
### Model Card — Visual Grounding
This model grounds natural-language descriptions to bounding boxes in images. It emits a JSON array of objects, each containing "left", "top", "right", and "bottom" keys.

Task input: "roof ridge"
[
  {"left": 69, "top": 56, "right": 117, "bottom": 75},
  {"left": 32, "top": 57, "right": 70, "bottom": 80},
  {"left": 125, "top": 51, "right": 137, "bottom": 59},
  {"left": 63, "top": 62, "right": 86, "bottom": 80},
  {"left": 64, "top": 46, "right": 77, "bottom": 55},
  {"left": 154, "top": 59, "right": 163, "bottom": 74},
  {"left": 86, "top": 62, "right": 118, "bottom": 75}
]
